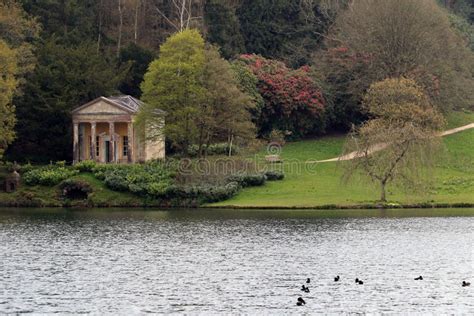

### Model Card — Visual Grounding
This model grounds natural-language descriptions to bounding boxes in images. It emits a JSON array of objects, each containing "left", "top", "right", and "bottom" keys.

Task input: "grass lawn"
[{"left": 209, "top": 111, "right": 474, "bottom": 208}]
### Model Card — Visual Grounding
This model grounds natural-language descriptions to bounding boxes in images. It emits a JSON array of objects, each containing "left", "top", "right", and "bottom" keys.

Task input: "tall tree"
[
  {"left": 118, "top": 43, "right": 155, "bottom": 98},
  {"left": 0, "top": 0, "right": 40, "bottom": 87},
  {"left": 328, "top": 0, "right": 474, "bottom": 111},
  {"left": 342, "top": 78, "right": 445, "bottom": 202},
  {"left": 139, "top": 29, "right": 206, "bottom": 154},
  {"left": 237, "top": 0, "right": 329, "bottom": 67},
  {"left": 0, "top": 40, "right": 18, "bottom": 159},
  {"left": 204, "top": 0, "right": 244, "bottom": 59},
  {"left": 21, "top": 0, "right": 98, "bottom": 44},
  {"left": 197, "top": 45, "right": 255, "bottom": 155},
  {"left": 7, "top": 40, "right": 127, "bottom": 162}
]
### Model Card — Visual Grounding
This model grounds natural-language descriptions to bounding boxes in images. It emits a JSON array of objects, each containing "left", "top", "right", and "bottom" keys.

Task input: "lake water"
[{"left": 0, "top": 208, "right": 473, "bottom": 314}]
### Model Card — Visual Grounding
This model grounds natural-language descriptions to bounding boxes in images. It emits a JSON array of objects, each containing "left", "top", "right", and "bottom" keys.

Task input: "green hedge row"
[{"left": 24, "top": 166, "right": 79, "bottom": 186}]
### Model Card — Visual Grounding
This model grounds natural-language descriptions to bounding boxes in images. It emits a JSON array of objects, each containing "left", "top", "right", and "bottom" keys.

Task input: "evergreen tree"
[
  {"left": 118, "top": 43, "right": 155, "bottom": 98},
  {"left": 20, "top": 0, "right": 98, "bottom": 44},
  {"left": 237, "top": 0, "right": 327, "bottom": 67},
  {"left": 204, "top": 0, "right": 245, "bottom": 59},
  {"left": 7, "top": 39, "right": 127, "bottom": 162}
]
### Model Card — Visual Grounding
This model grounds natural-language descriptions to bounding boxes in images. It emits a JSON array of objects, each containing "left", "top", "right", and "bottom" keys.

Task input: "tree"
[
  {"left": 237, "top": 0, "right": 329, "bottom": 67},
  {"left": 342, "top": 78, "right": 446, "bottom": 202},
  {"left": 21, "top": 0, "right": 98, "bottom": 44},
  {"left": 328, "top": 0, "right": 474, "bottom": 111},
  {"left": 239, "top": 54, "right": 326, "bottom": 138},
  {"left": 7, "top": 39, "right": 127, "bottom": 162},
  {"left": 0, "top": 40, "right": 18, "bottom": 159},
  {"left": 139, "top": 29, "right": 206, "bottom": 154},
  {"left": 230, "top": 60, "right": 265, "bottom": 127},
  {"left": 197, "top": 45, "right": 255, "bottom": 156},
  {"left": 204, "top": 0, "right": 245, "bottom": 59},
  {"left": 118, "top": 43, "right": 155, "bottom": 97},
  {"left": 0, "top": 0, "right": 40, "bottom": 87}
]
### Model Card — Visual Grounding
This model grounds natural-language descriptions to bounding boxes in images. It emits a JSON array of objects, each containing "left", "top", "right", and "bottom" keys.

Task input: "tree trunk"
[
  {"left": 134, "top": 0, "right": 140, "bottom": 43},
  {"left": 117, "top": 0, "right": 124, "bottom": 58},
  {"left": 380, "top": 181, "right": 387, "bottom": 202},
  {"left": 97, "top": 0, "right": 103, "bottom": 52},
  {"left": 228, "top": 133, "right": 233, "bottom": 157}
]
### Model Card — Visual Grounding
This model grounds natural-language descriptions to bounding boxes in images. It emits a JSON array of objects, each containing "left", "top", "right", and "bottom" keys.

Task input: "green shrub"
[
  {"left": 227, "top": 173, "right": 267, "bottom": 187},
  {"left": 24, "top": 167, "right": 79, "bottom": 186},
  {"left": 74, "top": 160, "right": 96, "bottom": 173},
  {"left": 59, "top": 179, "right": 92, "bottom": 200},
  {"left": 264, "top": 170, "right": 285, "bottom": 181},
  {"left": 94, "top": 161, "right": 175, "bottom": 195}
]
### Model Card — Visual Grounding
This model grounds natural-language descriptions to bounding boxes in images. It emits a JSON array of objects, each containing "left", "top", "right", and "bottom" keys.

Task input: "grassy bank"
[
  {"left": 209, "top": 111, "right": 474, "bottom": 208},
  {"left": 0, "top": 172, "right": 149, "bottom": 207},
  {"left": 1, "top": 111, "right": 472, "bottom": 209}
]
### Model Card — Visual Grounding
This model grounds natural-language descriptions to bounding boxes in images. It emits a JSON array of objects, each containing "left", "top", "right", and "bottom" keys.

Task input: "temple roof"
[{"left": 72, "top": 95, "right": 165, "bottom": 115}]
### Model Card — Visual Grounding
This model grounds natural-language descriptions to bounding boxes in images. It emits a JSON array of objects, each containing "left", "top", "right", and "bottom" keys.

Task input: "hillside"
[{"left": 209, "top": 111, "right": 474, "bottom": 208}]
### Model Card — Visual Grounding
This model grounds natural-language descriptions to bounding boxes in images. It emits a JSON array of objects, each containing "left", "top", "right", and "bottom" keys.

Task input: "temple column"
[
  {"left": 109, "top": 122, "right": 115, "bottom": 163},
  {"left": 73, "top": 123, "right": 79, "bottom": 164},
  {"left": 91, "top": 122, "right": 96, "bottom": 161},
  {"left": 127, "top": 122, "right": 134, "bottom": 163}
]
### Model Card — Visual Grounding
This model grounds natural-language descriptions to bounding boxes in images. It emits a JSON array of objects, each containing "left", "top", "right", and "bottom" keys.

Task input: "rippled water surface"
[{"left": 1, "top": 208, "right": 473, "bottom": 314}]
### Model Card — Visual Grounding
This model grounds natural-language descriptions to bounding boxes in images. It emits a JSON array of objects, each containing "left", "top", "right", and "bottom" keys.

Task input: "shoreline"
[{"left": 1, "top": 201, "right": 473, "bottom": 210}]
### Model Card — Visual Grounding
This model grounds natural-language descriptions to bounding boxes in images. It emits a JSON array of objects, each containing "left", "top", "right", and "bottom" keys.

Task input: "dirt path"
[{"left": 308, "top": 123, "right": 474, "bottom": 163}]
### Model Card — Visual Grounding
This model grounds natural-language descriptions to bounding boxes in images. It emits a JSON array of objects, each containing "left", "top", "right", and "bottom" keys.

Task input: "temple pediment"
[{"left": 73, "top": 98, "right": 132, "bottom": 115}]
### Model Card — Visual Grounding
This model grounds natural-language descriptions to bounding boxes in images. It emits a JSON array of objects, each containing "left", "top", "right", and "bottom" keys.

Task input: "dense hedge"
[
  {"left": 264, "top": 170, "right": 285, "bottom": 181},
  {"left": 73, "top": 160, "right": 96, "bottom": 173},
  {"left": 20, "top": 159, "right": 285, "bottom": 205},
  {"left": 227, "top": 173, "right": 267, "bottom": 187},
  {"left": 23, "top": 166, "right": 79, "bottom": 186},
  {"left": 92, "top": 161, "right": 175, "bottom": 196}
]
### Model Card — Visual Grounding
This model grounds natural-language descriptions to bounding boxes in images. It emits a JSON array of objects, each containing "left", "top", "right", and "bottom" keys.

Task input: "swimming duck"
[
  {"left": 301, "top": 285, "right": 307, "bottom": 291},
  {"left": 462, "top": 281, "right": 470, "bottom": 287},
  {"left": 415, "top": 276, "right": 423, "bottom": 280},
  {"left": 334, "top": 275, "right": 340, "bottom": 282},
  {"left": 355, "top": 278, "right": 363, "bottom": 285},
  {"left": 296, "top": 297, "right": 306, "bottom": 306},
  {"left": 306, "top": 278, "right": 310, "bottom": 284}
]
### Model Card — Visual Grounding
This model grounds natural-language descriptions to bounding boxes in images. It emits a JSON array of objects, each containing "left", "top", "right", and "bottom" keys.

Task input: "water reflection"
[{"left": 0, "top": 208, "right": 473, "bottom": 314}]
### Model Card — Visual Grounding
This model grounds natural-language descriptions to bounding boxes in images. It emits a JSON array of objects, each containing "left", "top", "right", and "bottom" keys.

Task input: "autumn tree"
[
  {"left": 0, "top": 40, "right": 18, "bottom": 159},
  {"left": 327, "top": 0, "right": 474, "bottom": 111},
  {"left": 342, "top": 78, "right": 446, "bottom": 202},
  {"left": 0, "top": 0, "right": 40, "bottom": 87}
]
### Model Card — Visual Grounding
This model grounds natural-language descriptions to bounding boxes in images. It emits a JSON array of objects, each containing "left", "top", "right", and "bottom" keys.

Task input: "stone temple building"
[{"left": 71, "top": 95, "right": 165, "bottom": 164}]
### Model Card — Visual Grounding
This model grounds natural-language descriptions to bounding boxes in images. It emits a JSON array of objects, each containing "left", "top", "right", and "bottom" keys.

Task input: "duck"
[
  {"left": 414, "top": 276, "right": 423, "bottom": 280},
  {"left": 355, "top": 278, "right": 363, "bottom": 285},
  {"left": 296, "top": 297, "right": 306, "bottom": 306},
  {"left": 462, "top": 281, "right": 470, "bottom": 287},
  {"left": 300, "top": 285, "right": 307, "bottom": 292},
  {"left": 304, "top": 287, "right": 310, "bottom": 293},
  {"left": 306, "top": 278, "right": 310, "bottom": 284},
  {"left": 334, "top": 275, "right": 340, "bottom": 282}
]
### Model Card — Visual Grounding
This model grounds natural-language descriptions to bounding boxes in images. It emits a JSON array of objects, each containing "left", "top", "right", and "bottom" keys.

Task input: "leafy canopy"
[{"left": 0, "top": 40, "right": 18, "bottom": 159}]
